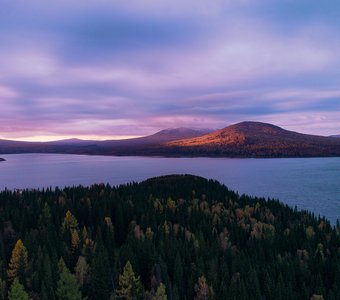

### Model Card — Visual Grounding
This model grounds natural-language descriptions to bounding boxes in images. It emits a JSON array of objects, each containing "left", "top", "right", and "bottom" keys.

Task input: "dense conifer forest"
[{"left": 0, "top": 174, "right": 339, "bottom": 299}]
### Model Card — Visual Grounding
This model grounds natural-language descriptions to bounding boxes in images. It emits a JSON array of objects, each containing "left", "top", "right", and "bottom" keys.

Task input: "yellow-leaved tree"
[
  {"left": 7, "top": 240, "right": 28, "bottom": 285},
  {"left": 116, "top": 261, "right": 143, "bottom": 299},
  {"left": 62, "top": 210, "right": 79, "bottom": 231}
]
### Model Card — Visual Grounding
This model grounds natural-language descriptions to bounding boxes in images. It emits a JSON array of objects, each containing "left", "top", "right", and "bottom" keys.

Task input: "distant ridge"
[
  {"left": 98, "top": 127, "right": 213, "bottom": 148},
  {"left": 0, "top": 122, "right": 339, "bottom": 157},
  {"left": 0, "top": 127, "right": 212, "bottom": 154},
  {"left": 46, "top": 138, "right": 99, "bottom": 145},
  {"left": 138, "top": 127, "right": 212, "bottom": 143}
]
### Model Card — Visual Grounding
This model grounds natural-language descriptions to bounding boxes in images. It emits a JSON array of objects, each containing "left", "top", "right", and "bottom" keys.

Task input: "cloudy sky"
[{"left": 1, "top": 0, "right": 340, "bottom": 141}]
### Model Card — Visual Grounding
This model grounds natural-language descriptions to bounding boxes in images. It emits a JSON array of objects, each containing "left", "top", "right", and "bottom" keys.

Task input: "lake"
[{"left": 0, "top": 153, "right": 339, "bottom": 224}]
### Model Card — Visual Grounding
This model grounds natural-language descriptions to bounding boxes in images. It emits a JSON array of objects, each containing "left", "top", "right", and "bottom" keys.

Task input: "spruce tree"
[
  {"left": 41, "top": 253, "right": 55, "bottom": 300},
  {"left": 38, "top": 203, "right": 56, "bottom": 250},
  {"left": 62, "top": 211, "right": 79, "bottom": 231},
  {"left": 0, "top": 279, "right": 5, "bottom": 300},
  {"left": 116, "top": 261, "right": 143, "bottom": 300},
  {"left": 173, "top": 253, "right": 183, "bottom": 296},
  {"left": 41, "top": 282, "right": 49, "bottom": 300},
  {"left": 89, "top": 246, "right": 112, "bottom": 299},
  {"left": 8, "top": 278, "right": 29, "bottom": 300},
  {"left": 153, "top": 283, "right": 167, "bottom": 300},
  {"left": 56, "top": 258, "right": 84, "bottom": 300}
]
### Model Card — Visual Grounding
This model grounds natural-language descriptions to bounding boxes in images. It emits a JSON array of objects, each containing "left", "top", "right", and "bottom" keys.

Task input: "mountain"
[
  {"left": 0, "top": 139, "right": 43, "bottom": 153},
  {"left": 165, "top": 121, "right": 340, "bottom": 157},
  {"left": 0, "top": 128, "right": 212, "bottom": 155},
  {"left": 80, "top": 127, "right": 213, "bottom": 156},
  {"left": 46, "top": 138, "right": 99, "bottom": 145},
  {"left": 330, "top": 134, "right": 340, "bottom": 138},
  {"left": 135, "top": 127, "right": 212, "bottom": 143},
  {"left": 0, "top": 122, "right": 339, "bottom": 157},
  {"left": 100, "top": 127, "right": 212, "bottom": 146}
]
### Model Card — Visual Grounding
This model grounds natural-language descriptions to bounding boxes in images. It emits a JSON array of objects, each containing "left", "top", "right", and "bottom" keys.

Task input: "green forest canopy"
[{"left": 0, "top": 174, "right": 339, "bottom": 299}]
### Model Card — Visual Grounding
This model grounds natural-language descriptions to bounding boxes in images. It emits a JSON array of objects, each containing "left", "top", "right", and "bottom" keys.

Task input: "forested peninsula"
[{"left": 0, "top": 175, "right": 339, "bottom": 299}]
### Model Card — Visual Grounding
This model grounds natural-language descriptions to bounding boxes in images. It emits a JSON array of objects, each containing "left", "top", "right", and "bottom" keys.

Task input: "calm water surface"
[{"left": 0, "top": 154, "right": 339, "bottom": 224}]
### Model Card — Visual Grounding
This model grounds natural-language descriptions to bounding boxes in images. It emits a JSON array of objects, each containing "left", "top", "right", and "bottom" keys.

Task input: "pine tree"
[
  {"left": 89, "top": 246, "right": 112, "bottom": 299},
  {"left": 314, "top": 273, "right": 325, "bottom": 297},
  {"left": 246, "top": 268, "right": 261, "bottom": 299},
  {"left": 62, "top": 211, "right": 79, "bottom": 231},
  {"left": 75, "top": 256, "right": 89, "bottom": 286},
  {"left": 310, "top": 295, "right": 324, "bottom": 300},
  {"left": 0, "top": 279, "right": 5, "bottom": 300},
  {"left": 41, "top": 253, "right": 55, "bottom": 300},
  {"left": 173, "top": 253, "right": 183, "bottom": 295},
  {"left": 56, "top": 258, "right": 84, "bottom": 300},
  {"left": 116, "top": 261, "right": 143, "bottom": 300},
  {"left": 194, "top": 276, "right": 213, "bottom": 300},
  {"left": 62, "top": 211, "right": 80, "bottom": 266},
  {"left": 274, "top": 273, "right": 285, "bottom": 300},
  {"left": 171, "top": 285, "right": 179, "bottom": 300},
  {"left": 207, "top": 258, "right": 218, "bottom": 294},
  {"left": 8, "top": 278, "right": 29, "bottom": 300},
  {"left": 39, "top": 203, "right": 56, "bottom": 249},
  {"left": 153, "top": 283, "right": 167, "bottom": 300},
  {"left": 262, "top": 269, "right": 274, "bottom": 300},
  {"left": 41, "top": 282, "right": 49, "bottom": 300},
  {"left": 103, "top": 217, "right": 115, "bottom": 268},
  {"left": 7, "top": 239, "right": 28, "bottom": 284}
]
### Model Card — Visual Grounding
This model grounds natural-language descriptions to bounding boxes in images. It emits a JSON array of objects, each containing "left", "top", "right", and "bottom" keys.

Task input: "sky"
[{"left": 1, "top": 0, "right": 340, "bottom": 141}]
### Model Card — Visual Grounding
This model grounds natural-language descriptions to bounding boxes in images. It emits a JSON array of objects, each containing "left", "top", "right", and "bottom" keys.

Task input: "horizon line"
[
  {"left": 0, "top": 135, "right": 143, "bottom": 143},
  {"left": 1, "top": 121, "right": 339, "bottom": 142}
]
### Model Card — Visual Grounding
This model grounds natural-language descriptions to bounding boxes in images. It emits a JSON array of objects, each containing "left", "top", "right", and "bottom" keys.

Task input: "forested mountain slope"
[
  {"left": 165, "top": 122, "right": 340, "bottom": 157},
  {"left": 0, "top": 175, "right": 339, "bottom": 299}
]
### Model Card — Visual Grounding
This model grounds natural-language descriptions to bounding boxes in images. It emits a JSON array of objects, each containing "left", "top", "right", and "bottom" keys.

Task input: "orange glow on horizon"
[{"left": 0, "top": 135, "right": 143, "bottom": 142}]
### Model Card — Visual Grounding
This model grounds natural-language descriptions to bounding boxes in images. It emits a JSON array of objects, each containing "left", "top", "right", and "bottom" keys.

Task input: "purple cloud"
[{"left": 0, "top": 0, "right": 340, "bottom": 140}]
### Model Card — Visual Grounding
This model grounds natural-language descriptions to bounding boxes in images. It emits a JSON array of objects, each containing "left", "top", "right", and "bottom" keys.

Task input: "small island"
[{"left": 0, "top": 158, "right": 5, "bottom": 162}]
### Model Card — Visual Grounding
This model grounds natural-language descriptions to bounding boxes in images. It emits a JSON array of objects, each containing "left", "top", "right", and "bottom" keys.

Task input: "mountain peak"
[
  {"left": 157, "top": 127, "right": 211, "bottom": 134},
  {"left": 222, "top": 121, "right": 287, "bottom": 135},
  {"left": 227, "top": 121, "right": 283, "bottom": 130},
  {"left": 172, "top": 121, "right": 286, "bottom": 145},
  {"left": 166, "top": 121, "right": 340, "bottom": 157},
  {"left": 147, "top": 127, "right": 212, "bottom": 142}
]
